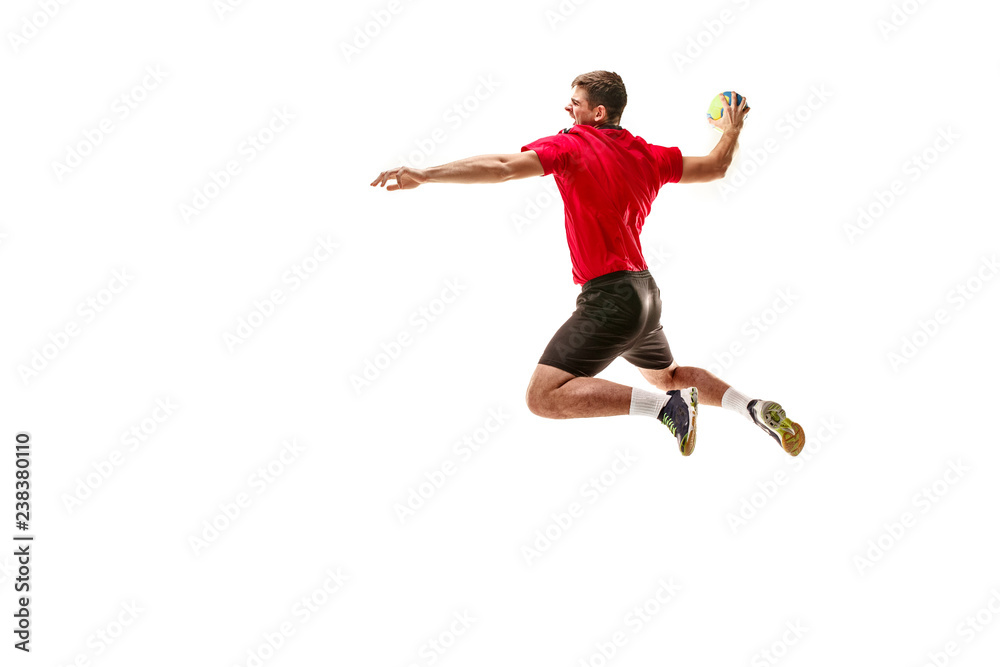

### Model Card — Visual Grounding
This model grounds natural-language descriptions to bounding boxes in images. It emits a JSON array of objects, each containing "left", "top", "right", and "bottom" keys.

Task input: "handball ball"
[{"left": 707, "top": 91, "right": 745, "bottom": 122}]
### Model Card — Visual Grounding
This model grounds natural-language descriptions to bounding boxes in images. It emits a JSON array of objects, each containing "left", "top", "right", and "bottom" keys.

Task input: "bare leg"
[
  {"left": 637, "top": 361, "right": 731, "bottom": 407},
  {"left": 525, "top": 364, "right": 633, "bottom": 418}
]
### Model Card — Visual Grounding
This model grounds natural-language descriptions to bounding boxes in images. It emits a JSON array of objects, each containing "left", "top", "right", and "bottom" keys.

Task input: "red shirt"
[{"left": 521, "top": 124, "right": 683, "bottom": 284}]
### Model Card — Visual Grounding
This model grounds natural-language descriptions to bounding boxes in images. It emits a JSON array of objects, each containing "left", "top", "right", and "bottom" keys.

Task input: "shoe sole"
[
  {"left": 761, "top": 402, "right": 805, "bottom": 456},
  {"left": 679, "top": 387, "right": 698, "bottom": 456}
]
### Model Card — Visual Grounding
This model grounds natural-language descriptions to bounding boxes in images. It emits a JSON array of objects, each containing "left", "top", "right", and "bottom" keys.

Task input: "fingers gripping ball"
[
  {"left": 705, "top": 90, "right": 750, "bottom": 132},
  {"left": 706, "top": 91, "right": 745, "bottom": 121}
]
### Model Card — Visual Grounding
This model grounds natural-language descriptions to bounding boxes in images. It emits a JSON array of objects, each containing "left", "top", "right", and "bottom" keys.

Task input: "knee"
[
  {"left": 526, "top": 365, "right": 575, "bottom": 418},
  {"left": 650, "top": 367, "right": 677, "bottom": 392},
  {"left": 526, "top": 380, "right": 570, "bottom": 418},
  {"left": 525, "top": 386, "right": 554, "bottom": 418},
  {"left": 650, "top": 377, "right": 671, "bottom": 392}
]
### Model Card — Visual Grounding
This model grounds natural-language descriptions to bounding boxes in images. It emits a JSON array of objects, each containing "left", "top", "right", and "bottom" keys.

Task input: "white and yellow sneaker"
[{"left": 748, "top": 400, "right": 804, "bottom": 456}]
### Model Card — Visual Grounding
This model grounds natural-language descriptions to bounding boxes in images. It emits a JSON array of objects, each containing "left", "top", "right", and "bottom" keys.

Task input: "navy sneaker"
[
  {"left": 748, "top": 399, "right": 804, "bottom": 456},
  {"left": 657, "top": 388, "right": 698, "bottom": 455}
]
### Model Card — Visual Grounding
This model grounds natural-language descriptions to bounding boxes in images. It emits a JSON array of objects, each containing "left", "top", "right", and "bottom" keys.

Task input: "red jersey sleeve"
[
  {"left": 521, "top": 132, "right": 578, "bottom": 176},
  {"left": 651, "top": 145, "right": 683, "bottom": 186}
]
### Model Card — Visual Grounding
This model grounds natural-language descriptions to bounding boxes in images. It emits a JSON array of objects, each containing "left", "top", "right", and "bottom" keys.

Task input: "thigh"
[
  {"left": 526, "top": 363, "right": 578, "bottom": 394},
  {"left": 622, "top": 324, "right": 674, "bottom": 370}
]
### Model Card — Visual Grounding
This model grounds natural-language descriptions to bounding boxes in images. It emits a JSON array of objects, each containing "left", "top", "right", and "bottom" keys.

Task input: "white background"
[{"left": 2, "top": 0, "right": 999, "bottom": 665}]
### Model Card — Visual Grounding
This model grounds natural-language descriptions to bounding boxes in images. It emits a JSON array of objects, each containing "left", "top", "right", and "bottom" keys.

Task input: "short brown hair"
[{"left": 571, "top": 70, "right": 627, "bottom": 124}]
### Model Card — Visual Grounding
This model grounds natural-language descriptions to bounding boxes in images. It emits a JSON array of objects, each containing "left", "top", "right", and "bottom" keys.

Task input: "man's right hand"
[
  {"left": 708, "top": 93, "right": 750, "bottom": 133},
  {"left": 370, "top": 165, "right": 428, "bottom": 191}
]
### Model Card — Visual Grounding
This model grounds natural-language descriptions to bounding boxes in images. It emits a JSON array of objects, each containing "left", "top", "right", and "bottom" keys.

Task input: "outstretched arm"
[
  {"left": 371, "top": 151, "right": 544, "bottom": 191},
  {"left": 679, "top": 94, "right": 750, "bottom": 184}
]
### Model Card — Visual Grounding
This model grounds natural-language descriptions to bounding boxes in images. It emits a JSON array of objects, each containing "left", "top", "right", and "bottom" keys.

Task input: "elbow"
[
  {"left": 497, "top": 157, "right": 517, "bottom": 182},
  {"left": 715, "top": 157, "right": 733, "bottom": 181}
]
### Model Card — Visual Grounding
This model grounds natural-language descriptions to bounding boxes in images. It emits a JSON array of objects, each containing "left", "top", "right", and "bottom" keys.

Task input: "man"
[{"left": 370, "top": 70, "right": 803, "bottom": 457}]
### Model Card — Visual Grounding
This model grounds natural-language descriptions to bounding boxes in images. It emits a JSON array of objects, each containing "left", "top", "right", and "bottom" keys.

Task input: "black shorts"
[{"left": 538, "top": 269, "right": 673, "bottom": 378}]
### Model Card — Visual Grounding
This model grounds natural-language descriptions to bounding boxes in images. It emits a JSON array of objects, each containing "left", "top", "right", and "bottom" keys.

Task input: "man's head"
[{"left": 565, "top": 70, "right": 627, "bottom": 127}]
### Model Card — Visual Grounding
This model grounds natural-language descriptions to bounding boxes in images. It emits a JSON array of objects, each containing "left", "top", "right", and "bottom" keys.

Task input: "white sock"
[
  {"left": 629, "top": 388, "right": 669, "bottom": 418},
  {"left": 722, "top": 387, "right": 753, "bottom": 421}
]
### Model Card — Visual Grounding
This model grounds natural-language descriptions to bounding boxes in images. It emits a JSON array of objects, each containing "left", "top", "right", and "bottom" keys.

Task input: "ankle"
[{"left": 721, "top": 387, "right": 753, "bottom": 420}]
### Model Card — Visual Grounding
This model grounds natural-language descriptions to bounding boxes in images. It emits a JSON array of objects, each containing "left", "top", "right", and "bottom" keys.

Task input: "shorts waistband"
[{"left": 583, "top": 269, "right": 651, "bottom": 291}]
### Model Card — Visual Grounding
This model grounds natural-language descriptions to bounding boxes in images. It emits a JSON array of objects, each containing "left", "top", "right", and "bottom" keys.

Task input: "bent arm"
[
  {"left": 678, "top": 129, "right": 740, "bottom": 184},
  {"left": 424, "top": 151, "right": 544, "bottom": 184}
]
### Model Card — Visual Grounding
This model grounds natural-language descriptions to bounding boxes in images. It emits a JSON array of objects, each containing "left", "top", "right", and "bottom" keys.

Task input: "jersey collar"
[{"left": 560, "top": 123, "right": 624, "bottom": 133}]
